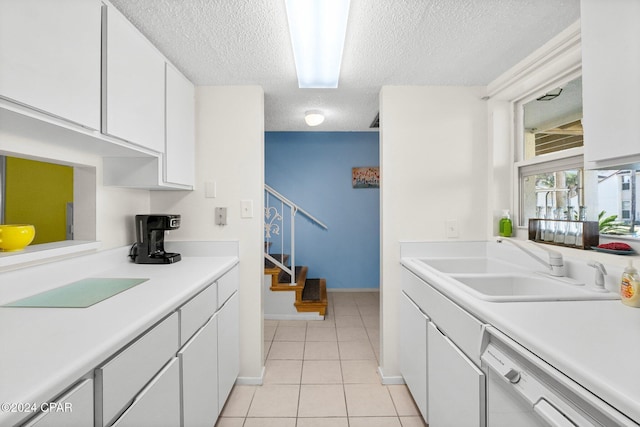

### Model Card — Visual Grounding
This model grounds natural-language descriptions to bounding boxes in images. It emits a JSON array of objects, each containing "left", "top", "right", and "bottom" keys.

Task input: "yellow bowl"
[{"left": 0, "top": 224, "right": 36, "bottom": 252}]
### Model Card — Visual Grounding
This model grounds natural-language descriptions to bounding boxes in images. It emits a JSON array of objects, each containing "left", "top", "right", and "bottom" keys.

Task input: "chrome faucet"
[
  {"left": 587, "top": 260, "right": 608, "bottom": 292},
  {"left": 496, "top": 238, "right": 565, "bottom": 277}
]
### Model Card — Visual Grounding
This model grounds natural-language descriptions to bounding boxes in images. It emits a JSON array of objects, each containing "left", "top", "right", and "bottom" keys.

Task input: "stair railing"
[{"left": 264, "top": 184, "right": 328, "bottom": 285}]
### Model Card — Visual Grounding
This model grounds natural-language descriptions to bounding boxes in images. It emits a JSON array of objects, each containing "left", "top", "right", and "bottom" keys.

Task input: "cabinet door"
[
  {"left": 217, "top": 292, "right": 239, "bottom": 413},
  {"left": 104, "top": 5, "right": 165, "bottom": 152},
  {"left": 399, "top": 292, "right": 428, "bottom": 421},
  {"left": 0, "top": 0, "right": 101, "bottom": 129},
  {"left": 22, "top": 379, "right": 93, "bottom": 427},
  {"left": 428, "top": 323, "right": 485, "bottom": 427},
  {"left": 582, "top": 0, "right": 640, "bottom": 165},
  {"left": 178, "top": 313, "right": 219, "bottom": 427},
  {"left": 165, "top": 63, "right": 195, "bottom": 186},
  {"left": 110, "top": 358, "right": 181, "bottom": 427}
]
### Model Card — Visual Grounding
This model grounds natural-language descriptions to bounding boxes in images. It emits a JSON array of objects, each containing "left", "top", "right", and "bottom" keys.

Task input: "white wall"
[
  {"left": 151, "top": 86, "right": 265, "bottom": 382},
  {"left": 379, "top": 86, "right": 488, "bottom": 380},
  {"left": 0, "top": 126, "right": 150, "bottom": 248}
]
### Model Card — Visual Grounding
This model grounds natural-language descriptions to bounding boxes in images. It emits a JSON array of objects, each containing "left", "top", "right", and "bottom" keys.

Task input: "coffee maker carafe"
[{"left": 130, "top": 214, "right": 182, "bottom": 264}]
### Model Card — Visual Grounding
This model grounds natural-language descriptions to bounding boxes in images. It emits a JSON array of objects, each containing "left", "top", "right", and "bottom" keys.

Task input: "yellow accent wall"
[{"left": 4, "top": 157, "right": 73, "bottom": 244}]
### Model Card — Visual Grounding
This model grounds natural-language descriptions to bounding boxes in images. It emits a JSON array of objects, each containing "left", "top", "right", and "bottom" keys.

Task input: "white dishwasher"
[{"left": 481, "top": 326, "right": 637, "bottom": 427}]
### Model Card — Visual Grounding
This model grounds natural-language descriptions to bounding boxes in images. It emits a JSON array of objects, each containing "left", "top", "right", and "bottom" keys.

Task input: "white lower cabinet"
[
  {"left": 177, "top": 266, "right": 239, "bottom": 425},
  {"left": 217, "top": 292, "right": 240, "bottom": 413},
  {"left": 178, "top": 313, "right": 219, "bottom": 426},
  {"left": 427, "top": 323, "right": 486, "bottom": 427},
  {"left": 401, "top": 267, "right": 486, "bottom": 426},
  {"left": 399, "top": 292, "right": 429, "bottom": 421},
  {"left": 15, "top": 267, "right": 239, "bottom": 427},
  {"left": 110, "top": 358, "right": 181, "bottom": 427},
  {"left": 22, "top": 379, "right": 93, "bottom": 427}
]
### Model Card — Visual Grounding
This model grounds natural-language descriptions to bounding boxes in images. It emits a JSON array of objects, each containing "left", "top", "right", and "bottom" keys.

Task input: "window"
[
  {"left": 521, "top": 77, "right": 583, "bottom": 161},
  {"left": 516, "top": 74, "right": 639, "bottom": 239},
  {"left": 622, "top": 175, "right": 631, "bottom": 191},
  {"left": 516, "top": 76, "right": 585, "bottom": 228},
  {"left": 519, "top": 157, "right": 583, "bottom": 225}
]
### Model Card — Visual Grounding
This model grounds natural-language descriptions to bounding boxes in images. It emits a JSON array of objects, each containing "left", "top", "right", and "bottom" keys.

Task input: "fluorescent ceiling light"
[
  {"left": 285, "top": 0, "right": 350, "bottom": 88},
  {"left": 305, "top": 110, "right": 325, "bottom": 126}
]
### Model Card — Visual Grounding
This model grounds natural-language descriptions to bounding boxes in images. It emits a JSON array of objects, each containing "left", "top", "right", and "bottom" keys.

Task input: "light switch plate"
[
  {"left": 241, "top": 200, "right": 253, "bottom": 218},
  {"left": 445, "top": 219, "right": 459, "bottom": 238},
  {"left": 205, "top": 181, "right": 217, "bottom": 198}
]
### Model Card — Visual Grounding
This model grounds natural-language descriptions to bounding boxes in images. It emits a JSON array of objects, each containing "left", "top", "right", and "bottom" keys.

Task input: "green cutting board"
[{"left": 3, "top": 278, "right": 149, "bottom": 308}]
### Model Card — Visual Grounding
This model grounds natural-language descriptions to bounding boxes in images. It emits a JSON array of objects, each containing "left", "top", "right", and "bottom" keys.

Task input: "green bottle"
[{"left": 499, "top": 210, "right": 512, "bottom": 237}]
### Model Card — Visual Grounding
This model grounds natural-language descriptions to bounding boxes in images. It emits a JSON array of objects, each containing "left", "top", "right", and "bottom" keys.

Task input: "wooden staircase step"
[
  {"left": 269, "top": 265, "right": 308, "bottom": 308},
  {"left": 301, "top": 278, "right": 322, "bottom": 301},
  {"left": 295, "top": 278, "right": 327, "bottom": 316},
  {"left": 263, "top": 254, "right": 327, "bottom": 317}
]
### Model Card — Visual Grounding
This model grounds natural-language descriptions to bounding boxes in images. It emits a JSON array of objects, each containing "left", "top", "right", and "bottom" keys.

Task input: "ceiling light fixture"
[
  {"left": 285, "top": 0, "right": 351, "bottom": 88},
  {"left": 305, "top": 110, "right": 325, "bottom": 126}
]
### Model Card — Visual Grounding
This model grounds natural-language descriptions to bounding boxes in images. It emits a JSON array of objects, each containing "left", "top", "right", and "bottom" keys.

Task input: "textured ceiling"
[{"left": 108, "top": 0, "right": 580, "bottom": 132}]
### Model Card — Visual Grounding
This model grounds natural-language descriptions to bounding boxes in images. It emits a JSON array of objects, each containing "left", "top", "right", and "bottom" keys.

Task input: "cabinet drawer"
[
  {"left": 22, "top": 379, "right": 93, "bottom": 427},
  {"left": 402, "top": 267, "right": 484, "bottom": 364},
  {"left": 179, "top": 283, "right": 217, "bottom": 346},
  {"left": 96, "top": 312, "right": 178, "bottom": 426},
  {"left": 110, "top": 358, "right": 180, "bottom": 427},
  {"left": 217, "top": 267, "right": 238, "bottom": 309}
]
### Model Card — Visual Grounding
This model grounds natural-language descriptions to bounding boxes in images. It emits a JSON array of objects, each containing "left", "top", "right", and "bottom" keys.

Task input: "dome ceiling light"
[{"left": 304, "top": 110, "right": 325, "bottom": 126}]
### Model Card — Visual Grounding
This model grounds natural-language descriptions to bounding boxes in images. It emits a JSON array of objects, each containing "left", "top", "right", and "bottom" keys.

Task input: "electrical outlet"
[{"left": 445, "top": 219, "right": 459, "bottom": 238}]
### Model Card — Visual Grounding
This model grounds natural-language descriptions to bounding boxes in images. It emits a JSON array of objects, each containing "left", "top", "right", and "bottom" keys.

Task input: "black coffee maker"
[{"left": 130, "top": 214, "right": 182, "bottom": 264}]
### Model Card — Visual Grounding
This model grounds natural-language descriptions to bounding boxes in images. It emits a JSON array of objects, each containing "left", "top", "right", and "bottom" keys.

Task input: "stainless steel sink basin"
[
  {"left": 448, "top": 273, "right": 619, "bottom": 302},
  {"left": 419, "top": 257, "right": 527, "bottom": 274}
]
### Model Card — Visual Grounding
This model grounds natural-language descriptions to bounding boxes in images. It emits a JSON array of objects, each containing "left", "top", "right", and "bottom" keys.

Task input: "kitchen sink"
[
  {"left": 419, "top": 257, "right": 527, "bottom": 274},
  {"left": 448, "top": 273, "right": 619, "bottom": 302}
]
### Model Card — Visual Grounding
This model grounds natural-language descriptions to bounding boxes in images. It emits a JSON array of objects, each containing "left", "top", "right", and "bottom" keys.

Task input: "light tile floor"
[{"left": 216, "top": 291, "right": 427, "bottom": 427}]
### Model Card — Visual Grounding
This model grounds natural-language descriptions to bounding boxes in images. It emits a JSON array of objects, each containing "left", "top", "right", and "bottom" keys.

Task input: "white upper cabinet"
[
  {"left": 0, "top": 0, "right": 102, "bottom": 130},
  {"left": 103, "top": 5, "right": 165, "bottom": 153},
  {"left": 582, "top": 0, "right": 640, "bottom": 167},
  {"left": 165, "top": 63, "right": 195, "bottom": 187}
]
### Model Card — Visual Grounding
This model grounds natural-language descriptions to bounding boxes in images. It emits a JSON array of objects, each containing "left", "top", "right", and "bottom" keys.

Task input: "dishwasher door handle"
[{"left": 533, "top": 399, "right": 578, "bottom": 427}]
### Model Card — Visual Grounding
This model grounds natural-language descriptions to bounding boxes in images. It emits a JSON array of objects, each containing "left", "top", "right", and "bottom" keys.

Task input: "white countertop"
[
  {"left": 401, "top": 245, "right": 640, "bottom": 425},
  {"left": 0, "top": 243, "right": 238, "bottom": 426}
]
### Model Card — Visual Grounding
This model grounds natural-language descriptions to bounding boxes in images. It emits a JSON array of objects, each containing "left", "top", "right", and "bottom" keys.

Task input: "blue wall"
[{"left": 265, "top": 132, "right": 380, "bottom": 289}]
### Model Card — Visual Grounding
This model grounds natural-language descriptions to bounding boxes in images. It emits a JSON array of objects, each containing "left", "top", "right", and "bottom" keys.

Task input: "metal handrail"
[
  {"left": 265, "top": 184, "right": 328, "bottom": 230},
  {"left": 264, "top": 185, "right": 328, "bottom": 285}
]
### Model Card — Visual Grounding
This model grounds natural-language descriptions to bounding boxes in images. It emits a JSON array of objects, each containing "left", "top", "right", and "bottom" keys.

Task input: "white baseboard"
[
  {"left": 235, "top": 366, "right": 265, "bottom": 385},
  {"left": 378, "top": 366, "right": 405, "bottom": 385},
  {"left": 328, "top": 288, "right": 380, "bottom": 293},
  {"left": 264, "top": 313, "right": 324, "bottom": 321}
]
